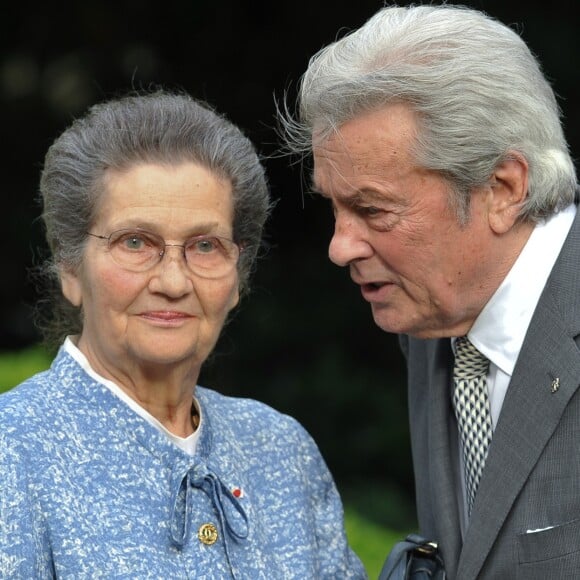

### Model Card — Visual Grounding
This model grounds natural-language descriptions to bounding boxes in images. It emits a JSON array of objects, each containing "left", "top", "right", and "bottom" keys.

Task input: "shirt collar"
[
  {"left": 468, "top": 204, "right": 576, "bottom": 376},
  {"left": 63, "top": 337, "right": 202, "bottom": 452}
]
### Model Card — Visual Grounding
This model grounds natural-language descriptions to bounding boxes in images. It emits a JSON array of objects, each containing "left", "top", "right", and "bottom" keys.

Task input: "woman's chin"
[{"left": 124, "top": 337, "right": 206, "bottom": 370}]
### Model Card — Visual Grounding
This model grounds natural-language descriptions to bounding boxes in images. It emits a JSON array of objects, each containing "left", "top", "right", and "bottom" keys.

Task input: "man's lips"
[
  {"left": 360, "top": 282, "right": 388, "bottom": 291},
  {"left": 358, "top": 281, "right": 394, "bottom": 302}
]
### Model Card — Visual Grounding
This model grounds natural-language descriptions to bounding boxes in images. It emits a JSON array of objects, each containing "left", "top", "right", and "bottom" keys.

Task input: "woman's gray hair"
[
  {"left": 38, "top": 89, "right": 271, "bottom": 345},
  {"left": 280, "top": 4, "right": 577, "bottom": 222}
]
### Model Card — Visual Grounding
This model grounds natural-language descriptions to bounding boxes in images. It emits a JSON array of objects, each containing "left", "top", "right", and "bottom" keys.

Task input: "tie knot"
[{"left": 454, "top": 336, "right": 489, "bottom": 378}]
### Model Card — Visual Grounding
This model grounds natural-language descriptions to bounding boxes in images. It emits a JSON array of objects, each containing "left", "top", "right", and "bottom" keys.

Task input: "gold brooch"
[{"left": 198, "top": 523, "right": 218, "bottom": 545}]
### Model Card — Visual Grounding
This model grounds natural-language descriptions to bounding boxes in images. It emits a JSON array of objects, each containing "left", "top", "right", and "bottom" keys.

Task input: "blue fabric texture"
[{"left": 0, "top": 346, "right": 366, "bottom": 579}]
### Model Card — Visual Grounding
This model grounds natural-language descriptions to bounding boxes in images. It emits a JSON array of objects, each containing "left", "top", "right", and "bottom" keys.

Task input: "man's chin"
[
  {"left": 370, "top": 307, "right": 407, "bottom": 335},
  {"left": 370, "top": 307, "right": 435, "bottom": 338}
]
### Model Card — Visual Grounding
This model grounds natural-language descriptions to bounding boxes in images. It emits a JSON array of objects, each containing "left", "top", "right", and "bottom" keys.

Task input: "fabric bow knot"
[{"left": 169, "top": 463, "right": 249, "bottom": 549}]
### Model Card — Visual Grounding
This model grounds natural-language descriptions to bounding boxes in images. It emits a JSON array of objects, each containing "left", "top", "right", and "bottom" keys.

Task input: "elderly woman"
[{"left": 0, "top": 91, "right": 366, "bottom": 579}]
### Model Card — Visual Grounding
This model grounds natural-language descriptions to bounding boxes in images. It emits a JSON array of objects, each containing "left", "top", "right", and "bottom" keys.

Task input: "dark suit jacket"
[{"left": 401, "top": 207, "right": 580, "bottom": 579}]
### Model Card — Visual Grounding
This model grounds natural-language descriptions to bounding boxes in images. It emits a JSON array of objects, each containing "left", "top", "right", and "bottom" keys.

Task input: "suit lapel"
[
  {"left": 456, "top": 209, "right": 580, "bottom": 579},
  {"left": 427, "top": 339, "right": 463, "bottom": 578}
]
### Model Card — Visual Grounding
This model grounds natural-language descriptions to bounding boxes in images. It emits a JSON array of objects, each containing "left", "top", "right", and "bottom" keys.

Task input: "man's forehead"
[
  {"left": 311, "top": 132, "right": 386, "bottom": 199},
  {"left": 311, "top": 136, "right": 359, "bottom": 193}
]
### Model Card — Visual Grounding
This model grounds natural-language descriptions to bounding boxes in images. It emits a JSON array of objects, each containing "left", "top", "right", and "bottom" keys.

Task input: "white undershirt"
[
  {"left": 453, "top": 203, "right": 576, "bottom": 527},
  {"left": 64, "top": 337, "right": 201, "bottom": 455}
]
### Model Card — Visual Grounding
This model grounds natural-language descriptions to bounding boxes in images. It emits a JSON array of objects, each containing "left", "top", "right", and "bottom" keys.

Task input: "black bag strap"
[{"left": 378, "top": 534, "right": 444, "bottom": 580}]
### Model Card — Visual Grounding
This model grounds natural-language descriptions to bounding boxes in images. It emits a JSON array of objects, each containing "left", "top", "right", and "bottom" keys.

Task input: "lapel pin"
[{"left": 550, "top": 378, "right": 560, "bottom": 393}]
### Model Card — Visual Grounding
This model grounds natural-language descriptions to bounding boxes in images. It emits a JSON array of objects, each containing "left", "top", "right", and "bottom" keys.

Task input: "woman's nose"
[{"left": 148, "top": 246, "right": 194, "bottom": 297}]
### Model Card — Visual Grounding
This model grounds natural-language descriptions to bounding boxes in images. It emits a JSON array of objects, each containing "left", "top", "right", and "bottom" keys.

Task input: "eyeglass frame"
[{"left": 86, "top": 228, "right": 242, "bottom": 278}]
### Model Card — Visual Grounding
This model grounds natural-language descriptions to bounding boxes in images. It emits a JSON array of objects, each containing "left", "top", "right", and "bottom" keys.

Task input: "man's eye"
[{"left": 359, "top": 205, "right": 382, "bottom": 217}]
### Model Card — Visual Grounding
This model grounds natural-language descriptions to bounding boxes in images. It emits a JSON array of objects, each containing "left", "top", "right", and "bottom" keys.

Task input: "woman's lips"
[{"left": 139, "top": 311, "right": 193, "bottom": 325}]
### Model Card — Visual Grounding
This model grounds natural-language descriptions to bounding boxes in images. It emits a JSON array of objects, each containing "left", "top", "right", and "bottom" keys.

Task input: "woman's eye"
[
  {"left": 194, "top": 238, "right": 218, "bottom": 253},
  {"left": 117, "top": 233, "right": 153, "bottom": 251},
  {"left": 124, "top": 236, "right": 145, "bottom": 249}
]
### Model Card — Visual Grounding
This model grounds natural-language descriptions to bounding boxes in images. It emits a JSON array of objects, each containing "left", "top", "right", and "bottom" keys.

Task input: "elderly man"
[{"left": 281, "top": 4, "right": 579, "bottom": 579}]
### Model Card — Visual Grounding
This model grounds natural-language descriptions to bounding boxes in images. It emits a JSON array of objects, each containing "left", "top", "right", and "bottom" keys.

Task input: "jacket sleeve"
[
  {"left": 296, "top": 425, "right": 368, "bottom": 579},
  {"left": 0, "top": 433, "right": 54, "bottom": 579}
]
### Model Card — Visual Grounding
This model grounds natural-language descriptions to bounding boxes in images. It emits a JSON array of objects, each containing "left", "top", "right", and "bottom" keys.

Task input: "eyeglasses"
[{"left": 87, "top": 229, "right": 241, "bottom": 278}]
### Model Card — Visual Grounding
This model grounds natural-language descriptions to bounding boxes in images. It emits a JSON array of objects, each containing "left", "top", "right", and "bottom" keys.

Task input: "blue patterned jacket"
[{"left": 0, "top": 346, "right": 366, "bottom": 579}]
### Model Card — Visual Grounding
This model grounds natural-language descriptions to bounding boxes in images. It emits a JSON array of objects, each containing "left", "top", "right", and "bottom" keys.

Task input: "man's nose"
[{"left": 328, "top": 214, "right": 373, "bottom": 266}]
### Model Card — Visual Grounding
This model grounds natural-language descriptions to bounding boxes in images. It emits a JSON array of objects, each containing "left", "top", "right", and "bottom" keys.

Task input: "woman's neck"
[{"left": 73, "top": 336, "right": 201, "bottom": 437}]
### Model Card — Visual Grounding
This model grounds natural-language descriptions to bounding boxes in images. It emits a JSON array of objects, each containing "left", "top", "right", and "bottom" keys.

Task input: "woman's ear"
[
  {"left": 59, "top": 266, "right": 83, "bottom": 307},
  {"left": 487, "top": 152, "right": 529, "bottom": 234},
  {"left": 228, "top": 285, "right": 240, "bottom": 312}
]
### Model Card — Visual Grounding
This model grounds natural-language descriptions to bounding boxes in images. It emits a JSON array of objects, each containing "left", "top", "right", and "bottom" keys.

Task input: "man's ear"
[
  {"left": 487, "top": 151, "right": 529, "bottom": 234},
  {"left": 59, "top": 266, "right": 83, "bottom": 307}
]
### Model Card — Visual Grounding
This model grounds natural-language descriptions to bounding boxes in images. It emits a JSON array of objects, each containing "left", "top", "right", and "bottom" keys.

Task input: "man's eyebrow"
[
  {"left": 310, "top": 182, "right": 389, "bottom": 206},
  {"left": 308, "top": 179, "right": 362, "bottom": 201}
]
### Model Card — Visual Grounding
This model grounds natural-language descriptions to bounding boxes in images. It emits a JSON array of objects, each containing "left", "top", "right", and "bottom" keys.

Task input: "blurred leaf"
[{"left": 0, "top": 346, "right": 51, "bottom": 391}]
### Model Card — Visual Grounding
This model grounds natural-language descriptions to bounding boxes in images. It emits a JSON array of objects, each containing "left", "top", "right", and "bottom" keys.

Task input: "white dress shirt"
[{"left": 454, "top": 203, "right": 576, "bottom": 528}]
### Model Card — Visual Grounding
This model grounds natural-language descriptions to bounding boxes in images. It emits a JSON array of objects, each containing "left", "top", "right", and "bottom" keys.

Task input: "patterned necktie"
[{"left": 452, "top": 336, "right": 492, "bottom": 516}]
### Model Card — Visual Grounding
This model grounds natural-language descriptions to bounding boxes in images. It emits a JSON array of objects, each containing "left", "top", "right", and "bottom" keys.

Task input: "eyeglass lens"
[{"left": 105, "top": 229, "right": 239, "bottom": 277}]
